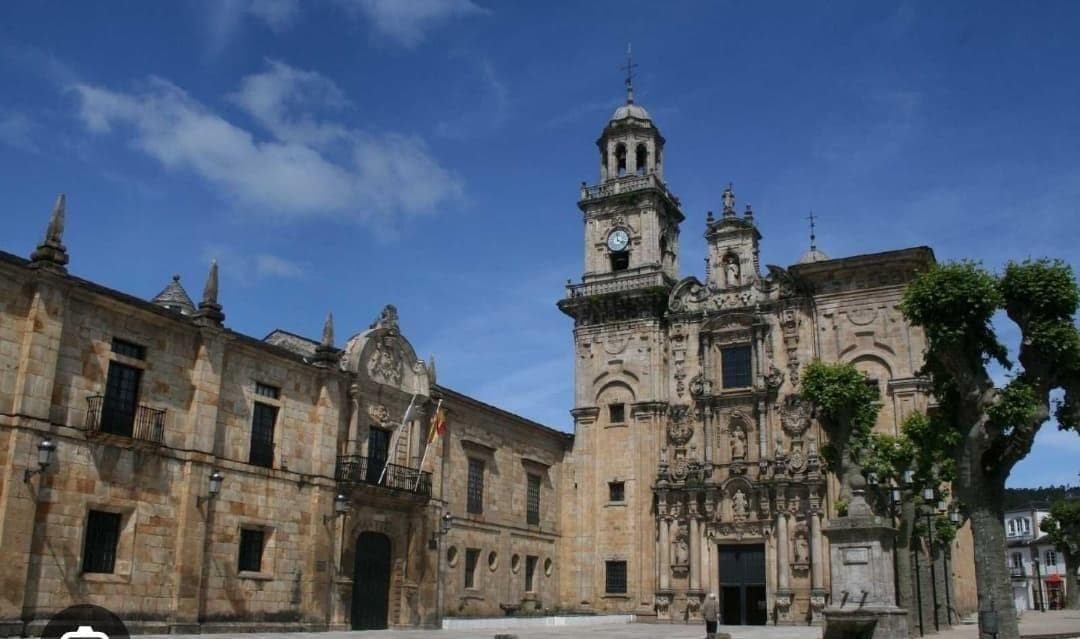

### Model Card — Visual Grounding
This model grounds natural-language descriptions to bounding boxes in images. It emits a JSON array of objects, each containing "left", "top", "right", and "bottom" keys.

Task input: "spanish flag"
[{"left": 427, "top": 400, "right": 446, "bottom": 443}]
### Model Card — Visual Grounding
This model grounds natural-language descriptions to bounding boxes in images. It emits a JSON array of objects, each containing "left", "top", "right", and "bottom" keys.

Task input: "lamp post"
[
  {"left": 197, "top": 470, "right": 224, "bottom": 506},
  {"left": 435, "top": 511, "right": 453, "bottom": 627},
  {"left": 324, "top": 492, "right": 349, "bottom": 629},
  {"left": 1032, "top": 554, "right": 1046, "bottom": 612},
  {"left": 902, "top": 470, "right": 925, "bottom": 637},
  {"left": 23, "top": 438, "right": 57, "bottom": 482},
  {"left": 922, "top": 487, "right": 940, "bottom": 632},
  {"left": 944, "top": 508, "right": 960, "bottom": 625}
]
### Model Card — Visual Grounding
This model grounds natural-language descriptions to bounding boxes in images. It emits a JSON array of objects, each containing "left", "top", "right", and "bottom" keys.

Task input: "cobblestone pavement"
[{"left": 139, "top": 610, "right": 1080, "bottom": 639}]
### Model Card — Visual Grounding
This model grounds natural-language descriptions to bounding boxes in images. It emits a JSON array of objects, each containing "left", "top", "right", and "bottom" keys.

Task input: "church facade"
[
  {"left": 556, "top": 90, "right": 974, "bottom": 625},
  {"left": 0, "top": 87, "right": 976, "bottom": 635}
]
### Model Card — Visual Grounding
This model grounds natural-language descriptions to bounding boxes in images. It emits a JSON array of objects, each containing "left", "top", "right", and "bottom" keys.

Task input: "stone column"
[
  {"left": 777, "top": 512, "right": 790, "bottom": 590},
  {"left": 346, "top": 384, "right": 362, "bottom": 455},
  {"left": 689, "top": 516, "right": 701, "bottom": 591},
  {"left": 659, "top": 517, "right": 671, "bottom": 590},
  {"left": 810, "top": 509, "right": 827, "bottom": 624},
  {"left": 699, "top": 524, "right": 711, "bottom": 594}
]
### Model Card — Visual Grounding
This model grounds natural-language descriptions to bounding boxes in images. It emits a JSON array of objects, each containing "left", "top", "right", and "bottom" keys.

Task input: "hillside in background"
[{"left": 1003, "top": 485, "right": 1080, "bottom": 510}]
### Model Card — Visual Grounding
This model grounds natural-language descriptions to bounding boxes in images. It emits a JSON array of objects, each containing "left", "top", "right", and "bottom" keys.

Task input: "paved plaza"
[{"left": 136, "top": 610, "right": 1080, "bottom": 639}]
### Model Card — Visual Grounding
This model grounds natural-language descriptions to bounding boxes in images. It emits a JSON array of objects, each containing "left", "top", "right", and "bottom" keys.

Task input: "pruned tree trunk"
[
  {"left": 896, "top": 499, "right": 917, "bottom": 637},
  {"left": 957, "top": 468, "right": 1017, "bottom": 639},
  {"left": 1065, "top": 550, "right": 1080, "bottom": 610}
]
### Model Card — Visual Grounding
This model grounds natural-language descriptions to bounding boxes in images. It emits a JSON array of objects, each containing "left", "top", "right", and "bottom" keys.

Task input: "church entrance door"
[
  {"left": 351, "top": 532, "right": 392, "bottom": 630},
  {"left": 717, "top": 544, "right": 767, "bottom": 625}
]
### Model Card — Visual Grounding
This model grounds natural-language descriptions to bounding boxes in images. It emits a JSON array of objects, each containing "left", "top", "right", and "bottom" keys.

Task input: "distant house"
[{"left": 1004, "top": 504, "right": 1074, "bottom": 612}]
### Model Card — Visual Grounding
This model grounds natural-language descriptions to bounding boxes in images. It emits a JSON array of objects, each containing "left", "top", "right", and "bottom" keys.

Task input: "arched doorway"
[{"left": 351, "top": 531, "right": 392, "bottom": 630}]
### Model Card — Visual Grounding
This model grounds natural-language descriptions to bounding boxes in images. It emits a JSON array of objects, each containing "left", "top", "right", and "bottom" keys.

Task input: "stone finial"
[
  {"left": 193, "top": 259, "right": 225, "bottom": 326},
  {"left": 744, "top": 203, "right": 754, "bottom": 221},
  {"left": 313, "top": 311, "right": 339, "bottom": 367},
  {"left": 29, "top": 193, "right": 70, "bottom": 272},
  {"left": 721, "top": 183, "right": 736, "bottom": 217},
  {"left": 428, "top": 354, "right": 437, "bottom": 383},
  {"left": 370, "top": 304, "right": 400, "bottom": 333}
]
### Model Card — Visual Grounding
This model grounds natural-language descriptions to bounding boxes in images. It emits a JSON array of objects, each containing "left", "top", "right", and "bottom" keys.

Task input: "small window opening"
[
  {"left": 615, "top": 144, "right": 627, "bottom": 176},
  {"left": 609, "top": 481, "right": 625, "bottom": 502},
  {"left": 609, "top": 403, "right": 625, "bottom": 423},
  {"left": 635, "top": 144, "right": 648, "bottom": 175},
  {"left": 610, "top": 252, "right": 629, "bottom": 271}
]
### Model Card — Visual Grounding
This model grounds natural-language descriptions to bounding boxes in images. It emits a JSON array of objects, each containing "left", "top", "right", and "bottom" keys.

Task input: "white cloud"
[
  {"left": 0, "top": 109, "right": 38, "bottom": 153},
  {"left": 72, "top": 62, "right": 462, "bottom": 226},
  {"left": 254, "top": 253, "right": 305, "bottom": 278},
  {"left": 247, "top": 0, "right": 300, "bottom": 32},
  {"left": 339, "top": 0, "right": 488, "bottom": 47}
]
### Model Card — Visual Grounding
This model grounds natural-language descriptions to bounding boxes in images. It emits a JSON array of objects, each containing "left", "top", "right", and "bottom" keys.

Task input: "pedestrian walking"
[{"left": 702, "top": 592, "right": 719, "bottom": 639}]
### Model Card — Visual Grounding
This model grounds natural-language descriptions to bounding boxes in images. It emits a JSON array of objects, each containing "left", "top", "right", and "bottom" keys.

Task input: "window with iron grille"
[
  {"left": 526, "top": 474, "right": 541, "bottom": 525},
  {"left": 609, "top": 481, "right": 625, "bottom": 502},
  {"left": 238, "top": 528, "right": 265, "bottom": 573},
  {"left": 525, "top": 555, "right": 538, "bottom": 592},
  {"left": 464, "top": 548, "right": 480, "bottom": 588},
  {"left": 609, "top": 403, "right": 625, "bottom": 423},
  {"left": 255, "top": 382, "right": 280, "bottom": 400},
  {"left": 82, "top": 510, "right": 122, "bottom": 573},
  {"left": 102, "top": 360, "right": 141, "bottom": 437},
  {"left": 721, "top": 345, "right": 753, "bottom": 388},
  {"left": 111, "top": 338, "right": 146, "bottom": 360},
  {"left": 249, "top": 402, "right": 277, "bottom": 468},
  {"left": 605, "top": 560, "right": 627, "bottom": 594},
  {"left": 467, "top": 458, "right": 484, "bottom": 514}
]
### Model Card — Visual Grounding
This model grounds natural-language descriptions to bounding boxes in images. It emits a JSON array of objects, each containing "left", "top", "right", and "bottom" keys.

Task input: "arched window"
[
  {"left": 635, "top": 144, "right": 648, "bottom": 175},
  {"left": 615, "top": 143, "right": 627, "bottom": 176}
]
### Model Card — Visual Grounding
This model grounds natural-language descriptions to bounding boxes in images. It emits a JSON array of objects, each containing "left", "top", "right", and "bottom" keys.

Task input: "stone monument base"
[{"left": 823, "top": 606, "right": 908, "bottom": 639}]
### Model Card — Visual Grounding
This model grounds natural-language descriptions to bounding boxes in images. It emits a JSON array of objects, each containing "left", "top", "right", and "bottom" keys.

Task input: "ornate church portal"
[{"left": 558, "top": 66, "right": 933, "bottom": 624}]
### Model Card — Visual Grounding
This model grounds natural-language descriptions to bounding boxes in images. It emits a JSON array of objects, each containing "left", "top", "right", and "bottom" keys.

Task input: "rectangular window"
[
  {"left": 609, "top": 403, "right": 625, "bottom": 423},
  {"left": 1046, "top": 550, "right": 1057, "bottom": 566},
  {"left": 249, "top": 402, "right": 277, "bottom": 468},
  {"left": 526, "top": 474, "right": 541, "bottom": 525},
  {"left": 464, "top": 548, "right": 480, "bottom": 589},
  {"left": 609, "top": 481, "right": 625, "bottom": 502},
  {"left": 1012, "top": 553, "right": 1023, "bottom": 568},
  {"left": 111, "top": 338, "right": 146, "bottom": 360},
  {"left": 721, "top": 345, "right": 753, "bottom": 389},
  {"left": 102, "top": 360, "right": 142, "bottom": 437},
  {"left": 605, "top": 560, "right": 627, "bottom": 594},
  {"left": 238, "top": 528, "right": 265, "bottom": 573},
  {"left": 525, "top": 555, "right": 538, "bottom": 592},
  {"left": 467, "top": 458, "right": 484, "bottom": 514},
  {"left": 255, "top": 382, "right": 280, "bottom": 400},
  {"left": 1007, "top": 520, "right": 1016, "bottom": 535},
  {"left": 82, "top": 510, "right": 122, "bottom": 573}
]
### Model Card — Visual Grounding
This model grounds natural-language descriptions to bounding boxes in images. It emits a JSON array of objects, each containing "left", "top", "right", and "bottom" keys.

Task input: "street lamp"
[
  {"left": 23, "top": 438, "right": 57, "bottom": 482},
  {"left": 324, "top": 492, "right": 349, "bottom": 523},
  {"left": 197, "top": 470, "right": 224, "bottom": 506},
  {"left": 943, "top": 507, "right": 961, "bottom": 626}
]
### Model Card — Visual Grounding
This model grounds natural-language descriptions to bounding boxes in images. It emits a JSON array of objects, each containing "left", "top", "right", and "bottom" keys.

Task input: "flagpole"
[
  {"left": 378, "top": 391, "right": 418, "bottom": 486},
  {"left": 414, "top": 398, "right": 443, "bottom": 491}
]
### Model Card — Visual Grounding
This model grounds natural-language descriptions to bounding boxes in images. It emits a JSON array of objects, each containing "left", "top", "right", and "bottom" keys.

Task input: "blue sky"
[{"left": 1, "top": 1, "right": 1077, "bottom": 487}]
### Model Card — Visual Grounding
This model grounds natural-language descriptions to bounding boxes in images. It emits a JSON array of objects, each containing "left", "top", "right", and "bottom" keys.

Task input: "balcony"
[
  {"left": 565, "top": 271, "right": 671, "bottom": 298},
  {"left": 335, "top": 455, "right": 431, "bottom": 498},
  {"left": 1010, "top": 566, "right": 1027, "bottom": 579},
  {"left": 579, "top": 172, "right": 680, "bottom": 206},
  {"left": 85, "top": 395, "right": 166, "bottom": 446}
]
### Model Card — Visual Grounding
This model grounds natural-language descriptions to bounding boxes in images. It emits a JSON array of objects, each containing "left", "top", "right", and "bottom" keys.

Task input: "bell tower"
[{"left": 571, "top": 57, "right": 684, "bottom": 288}]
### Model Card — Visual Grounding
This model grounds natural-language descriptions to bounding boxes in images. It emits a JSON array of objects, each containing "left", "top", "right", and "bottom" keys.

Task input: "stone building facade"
[
  {"left": 0, "top": 198, "right": 569, "bottom": 635},
  {"left": 556, "top": 89, "right": 976, "bottom": 625}
]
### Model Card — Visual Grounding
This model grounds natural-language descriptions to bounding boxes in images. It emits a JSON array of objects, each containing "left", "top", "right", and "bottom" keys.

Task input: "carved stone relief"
[
  {"left": 780, "top": 395, "right": 811, "bottom": 436},
  {"left": 368, "top": 336, "right": 404, "bottom": 386}
]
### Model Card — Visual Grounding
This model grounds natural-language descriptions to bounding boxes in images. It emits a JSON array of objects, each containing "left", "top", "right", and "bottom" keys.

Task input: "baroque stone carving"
[
  {"left": 668, "top": 405, "right": 693, "bottom": 446},
  {"left": 688, "top": 373, "right": 712, "bottom": 398},
  {"left": 370, "top": 304, "right": 399, "bottom": 332},
  {"left": 674, "top": 525, "right": 690, "bottom": 565},
  {"left": 732, "top": 489, "right": 749, "bottom": 520},
  {"left": 730, "top": 425, "right": 747, "bottom": 460},
  {"left": 765, "top": 365, "right": 785, "bottom": 390},
  {"left": 367, "top": 403, "right": 391, "bottom": 426},
  {"left": 368, "top": 336, "right": 404, "bottom": 386},
  {"left": 780, "top": 395, "right": 811, "bottom": 435}
]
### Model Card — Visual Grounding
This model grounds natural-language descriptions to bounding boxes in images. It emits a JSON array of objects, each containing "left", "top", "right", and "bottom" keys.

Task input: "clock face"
[{"left": 607, "top": 229, "right": 630, "bottom": 252}]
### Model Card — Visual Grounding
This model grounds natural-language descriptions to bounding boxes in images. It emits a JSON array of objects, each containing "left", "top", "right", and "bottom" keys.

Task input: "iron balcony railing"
[
  {"left": 1009, "top": 566, "right": 1027, "bottom": 579},
  {"left": 335, "top": 455, "right": 432, "bottom": 498},
  {"left": 85, "top": 395, "right": 166, "bottom": 445}
]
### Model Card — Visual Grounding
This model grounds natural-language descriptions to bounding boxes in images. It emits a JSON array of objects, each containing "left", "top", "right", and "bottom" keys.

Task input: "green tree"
[
  {"left": 1041, "top": 499, "right": 1080, "bottom": 609},
  {"left": 900, "top": 259, "right": 1080, "bottom": 639}
]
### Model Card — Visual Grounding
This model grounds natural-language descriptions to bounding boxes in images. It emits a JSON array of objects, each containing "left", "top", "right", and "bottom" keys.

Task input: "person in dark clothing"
[{"left": 702, "top": 592, "right": 719, "bottom": 638}]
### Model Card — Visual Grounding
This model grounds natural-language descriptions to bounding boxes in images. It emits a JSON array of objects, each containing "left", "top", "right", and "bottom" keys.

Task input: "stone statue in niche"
[
  {"left": 724, "top": 256, "right": 740, "bottom": 287},
  {"left": 674, "top": 526, "right": 690, "bottom": 565},
  {"left": 732, "top": 489, "right": 749, "bottom": 519},
  {"left": 794, "top": 532, "right": 810, "bottom": 564},
  {"left": 730, "top": 425, "right": 747, "bottom": 460}
]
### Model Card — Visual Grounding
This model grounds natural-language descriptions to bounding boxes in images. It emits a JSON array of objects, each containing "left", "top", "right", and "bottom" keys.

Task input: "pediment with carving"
[{"left": 341, "top": 304, "right": 431, "bottom": 396}]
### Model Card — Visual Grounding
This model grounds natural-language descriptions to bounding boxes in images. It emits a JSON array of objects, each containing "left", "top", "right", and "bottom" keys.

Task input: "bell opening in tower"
[{"left": 610, "top": 251, "right": 629, "bottom": 272}]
